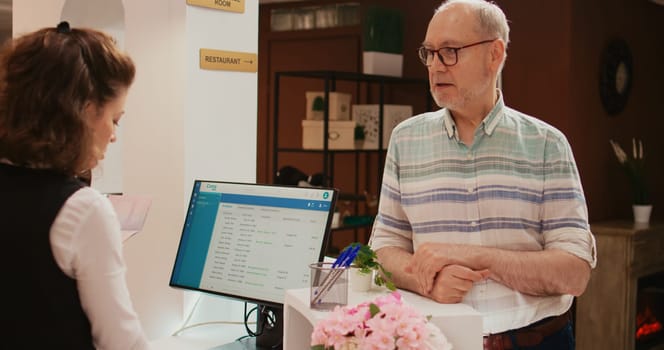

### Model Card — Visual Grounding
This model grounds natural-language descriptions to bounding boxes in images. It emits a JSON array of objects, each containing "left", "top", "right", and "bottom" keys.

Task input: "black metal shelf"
[
  {"left": 337, "top": 192, "right": 367, "bottom": 201},
  {"left": 331, "top": 222, "right": 372, "bottom": 232},
  {"left": 272, "top": 70, "right": 430, "bottom": 185},
  {"left": 272, "top": 70, "right": 430, "bottom": 246},
  {"left": 276, "top": 70, "right": 428, "bottom": 85},
  {"left": 276, "top": 147, "right": 383, "bottom": 154}
]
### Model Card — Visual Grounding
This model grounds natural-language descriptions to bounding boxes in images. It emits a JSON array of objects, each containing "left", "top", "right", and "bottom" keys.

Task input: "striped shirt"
[{"left": 370, "top": 94, "right": 597, "bottom": 334}]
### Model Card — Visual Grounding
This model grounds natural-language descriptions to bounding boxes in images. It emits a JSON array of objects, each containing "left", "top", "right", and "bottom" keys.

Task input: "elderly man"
[{"left": 370, "top": 1, "right": 596, "bottom": 349}]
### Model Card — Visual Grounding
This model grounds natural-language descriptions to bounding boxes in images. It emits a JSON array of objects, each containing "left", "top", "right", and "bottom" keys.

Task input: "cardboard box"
[
  {"left": 305, "top": 91, "right": 352, "bottom": 120},
  {"left": 352, "top": 104, "right": 413, "bottom": 149},
  {"left": 362, "top": 51, "right": 403, "bottom": 77},
  {"left": 302, "top": 120, "right": 356, "bottom": 150}
]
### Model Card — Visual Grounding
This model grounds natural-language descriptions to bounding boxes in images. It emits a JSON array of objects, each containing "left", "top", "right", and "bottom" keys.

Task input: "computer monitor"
[{"left": 169, "top": 180, "right": 338, "bottom": 349}]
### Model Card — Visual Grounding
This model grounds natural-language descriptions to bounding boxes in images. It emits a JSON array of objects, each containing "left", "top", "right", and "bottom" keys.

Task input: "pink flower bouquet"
[{"left": 311, "top": 291, "right": 452, "bottom": 350}]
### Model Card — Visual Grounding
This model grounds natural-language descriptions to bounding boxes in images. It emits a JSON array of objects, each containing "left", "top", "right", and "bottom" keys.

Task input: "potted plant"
[
  {"left": 362, "top": 6, "right": 404, "bottom": 77},
  {"left": 609, "top": 138, "right": 652, "bottom": 223},
  {"left": 343, "top": 242, "right": 396, "bottom": 292},
  {"left": 311, "top": 96, "right": 325, "bottom": 120},
  {"left": 354, "top": 124, "right": 366, "bottom": 150}
]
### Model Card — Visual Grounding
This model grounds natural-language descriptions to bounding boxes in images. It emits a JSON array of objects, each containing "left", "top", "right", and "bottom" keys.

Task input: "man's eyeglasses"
[{"left": 417, "top": 39, "right": 497, "bottom": 67}]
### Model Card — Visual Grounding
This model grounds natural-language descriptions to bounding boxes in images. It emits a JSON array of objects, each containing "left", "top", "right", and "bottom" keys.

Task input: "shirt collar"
[
  {"left": 442, "top": 90, "right": 506, "bottom": 139},
  {"left": 442, "top": 109, "right": 457, "bottom": 139},
  {"left": 482, "top": 90, "right": 505, "bottom": 136}
]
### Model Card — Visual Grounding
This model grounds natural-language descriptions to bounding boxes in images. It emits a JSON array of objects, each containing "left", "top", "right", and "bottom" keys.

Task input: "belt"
[{"left": 483, "top": 311, "right": 571, "bottom": 350}]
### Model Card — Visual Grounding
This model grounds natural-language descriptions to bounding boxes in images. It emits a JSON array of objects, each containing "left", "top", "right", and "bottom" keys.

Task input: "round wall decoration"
[{"left": 599, "top": 38, "right": 633, "bottom": 115}]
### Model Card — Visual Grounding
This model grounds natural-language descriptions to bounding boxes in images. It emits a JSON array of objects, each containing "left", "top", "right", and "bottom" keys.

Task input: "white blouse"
[{"left": 50, "top": 187, "right": 150, "bottom": 350}]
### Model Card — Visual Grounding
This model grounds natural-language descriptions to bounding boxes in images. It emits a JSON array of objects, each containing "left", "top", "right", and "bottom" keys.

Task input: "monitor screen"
[{"left": 169, "top": 180, "right": 338, "bottom": 308}]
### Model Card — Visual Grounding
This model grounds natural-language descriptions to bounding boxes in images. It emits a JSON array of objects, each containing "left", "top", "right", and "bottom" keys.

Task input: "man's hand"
[
  {"left": 402, "top": 242, "right": 592, "bottom": 297},
  {"left": 405, "top": 242, "right": 457, "bottom": 293},
  {"left": 427, "top": 264, "right": 490, "bottom": 303}
]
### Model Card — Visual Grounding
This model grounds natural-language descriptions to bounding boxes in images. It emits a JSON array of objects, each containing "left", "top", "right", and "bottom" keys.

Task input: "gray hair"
[{"left": 436, "top": 0, "right": 510, "bottom": 49}]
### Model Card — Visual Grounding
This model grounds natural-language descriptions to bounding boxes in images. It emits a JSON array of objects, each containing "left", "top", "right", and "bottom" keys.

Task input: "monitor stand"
[{"left": 210, "top": 306, "right": 283, "bottom": 350}]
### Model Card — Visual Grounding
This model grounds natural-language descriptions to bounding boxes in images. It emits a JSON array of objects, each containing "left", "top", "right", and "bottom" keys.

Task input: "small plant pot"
[
  {"left": 633, "top": 204, "right": 652, "bottom": 224},
  {"left": 349, "top": 267, "right": 373, "bottom": 292}
]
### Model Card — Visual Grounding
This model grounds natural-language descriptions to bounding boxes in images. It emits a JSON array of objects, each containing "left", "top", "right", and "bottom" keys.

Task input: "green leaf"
[
  {"left": 369, "top": 303, "right": 381, "bottom": 317},
  {"left": 359, "top": 266, "right": 372, "bottom": 275},
  {"left": 341, "top": 242, "right": 397, "bottom": 291},
  {"left": 312, "top": 96, "right": 325, "bottom": 111},
  {"left": 384, "top": 279, "right": 397, "bottom": 291},
  {"left": 354, "top": 125, "right": 366, "bottom": 140},
  {"left": 311, "top": 345, "right": 327, "bottom": 350}
]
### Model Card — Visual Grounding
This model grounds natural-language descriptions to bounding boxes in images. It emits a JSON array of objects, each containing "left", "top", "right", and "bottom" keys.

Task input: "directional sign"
[
  {"left": 199, "top": 48, "right": 257, "bottom": 73},
  {"left": 187, "top": 0, "right": 245, "bottom": 13}
]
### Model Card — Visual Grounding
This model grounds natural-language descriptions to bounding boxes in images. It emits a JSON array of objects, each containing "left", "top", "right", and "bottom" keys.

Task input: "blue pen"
[
  {"left": 332, "top": 247, "right": 350, "bottom": 268},
  {"left": 348, "top": 245, "right": 361, "bottom": 266},
  {"left": 340, "top": 245, "right": 361, "bottom": 267}
]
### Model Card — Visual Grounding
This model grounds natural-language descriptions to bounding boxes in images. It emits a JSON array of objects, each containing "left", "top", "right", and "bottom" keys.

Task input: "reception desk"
[{"left": 283, "top": 287, "right": 483, "bottom": 349}]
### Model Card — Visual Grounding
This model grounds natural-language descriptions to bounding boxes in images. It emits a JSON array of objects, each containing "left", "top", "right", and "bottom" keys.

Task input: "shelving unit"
[{"left": 271, "top": 70, "right": 431, "bottom": 248}]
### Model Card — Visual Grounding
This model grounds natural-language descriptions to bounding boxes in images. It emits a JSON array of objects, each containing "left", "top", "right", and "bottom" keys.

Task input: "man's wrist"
[{"left": 452, "top": 244, "right": 491, "bottom": 271}]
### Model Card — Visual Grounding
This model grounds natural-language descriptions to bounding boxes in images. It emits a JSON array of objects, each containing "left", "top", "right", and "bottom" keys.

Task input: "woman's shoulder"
[
  {"left": 54, "top": 187, "right": 119, "bottom": 242},
  {"left": 51, "top": 187, "right": 121, "bottom": 277},
  {"left": 64, "top": 187, "right": 113, "bottom": 216}
]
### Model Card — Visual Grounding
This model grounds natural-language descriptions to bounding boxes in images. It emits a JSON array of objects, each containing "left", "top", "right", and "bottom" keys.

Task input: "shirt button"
[
  {"left": 467, "top": 153, "right": 473, "bottom": 160},
  {"left": 467, "top": 187, "right": 474, "bottom": 193}
]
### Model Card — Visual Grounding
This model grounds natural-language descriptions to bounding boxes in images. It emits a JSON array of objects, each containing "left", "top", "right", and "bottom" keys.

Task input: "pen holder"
[{"left": 309, "top": 262, "right": 349, "bottom": 311}]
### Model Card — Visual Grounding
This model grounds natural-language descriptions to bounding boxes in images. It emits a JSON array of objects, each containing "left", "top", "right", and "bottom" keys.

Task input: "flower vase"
[
  {"left": 349, "top": 267, "right": 372, "bottom": 292},
  {"left": 632, "top": 204, "right": 652, "bottom": 224}
]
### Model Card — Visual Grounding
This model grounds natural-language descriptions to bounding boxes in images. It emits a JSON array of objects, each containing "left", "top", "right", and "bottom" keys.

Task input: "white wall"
[
  {"left": 13, "top": 0, "right": 258, "bottom": 340},
  {"left": 61, "top": 0, "right": 126, "bottom": 194},
  {"left": 184, "top": 3, "right": 258, "bottom": 187},
  {"left": 120, "top": 0, "right": 187, "bottom": 338},
  {"left": 180, "top": 1, "right": 259, "bottom": 334}
]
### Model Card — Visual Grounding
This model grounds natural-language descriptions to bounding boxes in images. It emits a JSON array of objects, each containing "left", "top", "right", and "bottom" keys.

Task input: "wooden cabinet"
[{"left": 576, "top": 221, "right": 664, "bottom": 350}]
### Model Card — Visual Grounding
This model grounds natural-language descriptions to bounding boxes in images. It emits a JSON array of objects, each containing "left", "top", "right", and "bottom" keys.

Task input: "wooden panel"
[
  {"left": 633, "top": 231, "right": 664, "bottom": 276},
  {"left": 577, "top": 234, "right": 630, "bottom": 350},
  {"left": 577, "top": 222, "right": 664, "bottom": 350}
]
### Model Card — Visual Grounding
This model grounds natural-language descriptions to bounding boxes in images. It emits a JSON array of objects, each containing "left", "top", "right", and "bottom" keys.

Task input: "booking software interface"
[{"left": 170, "top": 181, "right": 335, "bottom": 305}]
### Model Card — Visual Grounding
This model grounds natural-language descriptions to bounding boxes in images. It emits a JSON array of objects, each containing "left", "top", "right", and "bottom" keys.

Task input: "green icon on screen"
[{"left": 323, "top": 192, "right": 329, "bottom": 199}]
